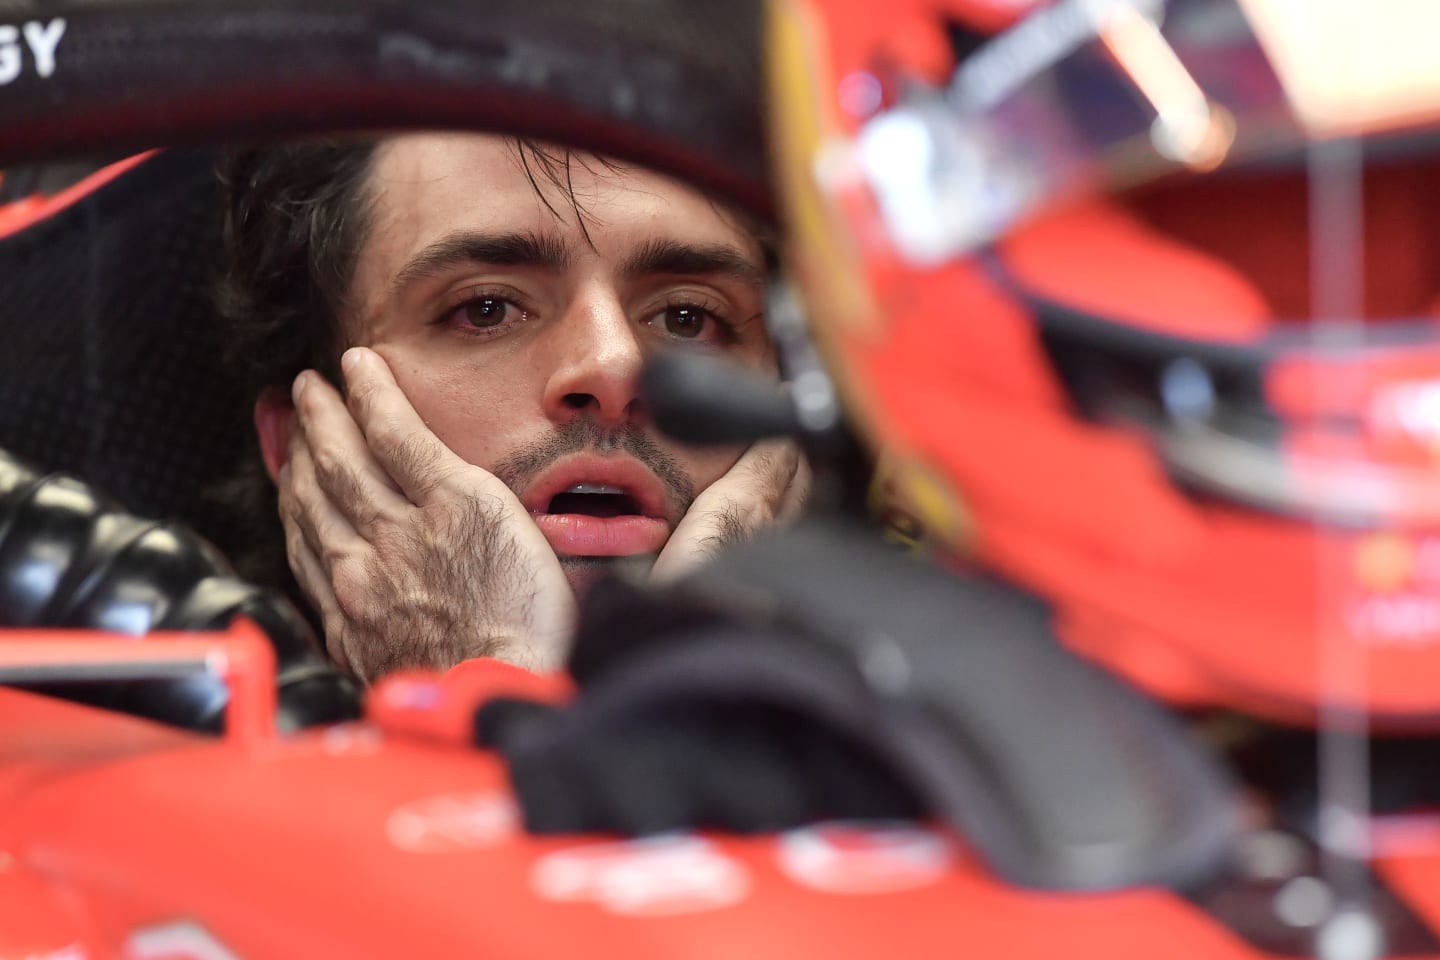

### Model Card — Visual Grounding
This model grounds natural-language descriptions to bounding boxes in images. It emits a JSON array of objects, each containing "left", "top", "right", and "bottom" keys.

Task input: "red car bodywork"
[{"left": 0, "top": 623, "right": 1279, "bottom": 960}]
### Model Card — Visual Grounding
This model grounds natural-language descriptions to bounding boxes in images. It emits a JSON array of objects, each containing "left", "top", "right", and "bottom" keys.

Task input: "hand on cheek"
[
  {"left": 276, "top": 347, "right": 575, "bottom": 683},
  {"left": 649, "top": 438, "right": 811, "bottom": 583}
]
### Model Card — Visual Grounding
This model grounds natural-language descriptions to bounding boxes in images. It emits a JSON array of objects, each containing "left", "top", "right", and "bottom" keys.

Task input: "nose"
[{"left": 542, "top": 289, "right": 646, "bottom": 428}]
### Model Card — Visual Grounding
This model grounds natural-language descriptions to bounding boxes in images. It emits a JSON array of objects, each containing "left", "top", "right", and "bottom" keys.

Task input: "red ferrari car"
[{"left": 5, "top": 1, "right": 1440, "bottom": 957}]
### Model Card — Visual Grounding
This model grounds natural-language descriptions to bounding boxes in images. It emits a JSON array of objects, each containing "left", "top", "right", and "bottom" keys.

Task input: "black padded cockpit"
[{"left": 0, "top": 148, "right": 268, "bottom": 577}]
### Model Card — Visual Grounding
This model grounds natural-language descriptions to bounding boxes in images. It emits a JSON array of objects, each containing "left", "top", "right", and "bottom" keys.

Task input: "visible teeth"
[{"left": 565, "top": 483, "right": 626, "bottom": 495}]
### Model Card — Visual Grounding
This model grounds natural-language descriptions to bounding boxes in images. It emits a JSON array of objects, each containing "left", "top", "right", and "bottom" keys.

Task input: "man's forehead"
[
  {"left": 365, "top": 134, "right": 574, "bottom": 265},
  {"left": 360, "top": 132, "right": 765, "bottom": 286}
]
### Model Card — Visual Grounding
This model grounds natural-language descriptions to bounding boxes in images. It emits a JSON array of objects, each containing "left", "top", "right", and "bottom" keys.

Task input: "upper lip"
[{"left": 521, "top": 454, "right": 670, "bottom": 519}]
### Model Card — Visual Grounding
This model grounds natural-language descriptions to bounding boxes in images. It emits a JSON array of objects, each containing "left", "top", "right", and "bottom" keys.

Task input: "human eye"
[
  {"left": 644, "top": 297, "right": 736, "bottom": 346},
  {"left": 431, "top": 289, "right": 530, "bottom": 338}
]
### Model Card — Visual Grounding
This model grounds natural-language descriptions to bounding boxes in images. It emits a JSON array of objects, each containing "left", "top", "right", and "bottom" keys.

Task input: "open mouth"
[
  {"left": 524, "top": 458, "right": 672, "bottom": 558},
  {"left": 546, "top": 483, "right": 644, "bottom": 518}
]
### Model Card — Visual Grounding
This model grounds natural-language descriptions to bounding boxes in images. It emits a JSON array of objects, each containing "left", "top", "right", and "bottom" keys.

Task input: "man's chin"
[{"left": 560, "top": 555, "right": 655, "bottom": 601}]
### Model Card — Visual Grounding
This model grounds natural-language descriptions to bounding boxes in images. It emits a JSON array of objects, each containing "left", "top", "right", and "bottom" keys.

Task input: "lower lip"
[{"left": 533, "top": 514, "right": 670, "bottom": 557}]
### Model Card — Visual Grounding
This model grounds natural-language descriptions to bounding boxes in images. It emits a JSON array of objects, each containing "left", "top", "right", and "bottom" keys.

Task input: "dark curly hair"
[
  {"left": 207, "top": 137, "right": 378, "bottom": 612},
  {"left": 217, "top": 136, "right": 380, "bottom": 408}
]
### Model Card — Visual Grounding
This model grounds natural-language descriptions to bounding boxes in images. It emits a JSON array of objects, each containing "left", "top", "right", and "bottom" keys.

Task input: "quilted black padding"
[{"left": 0, "top": 447, "right": 361, "bottom": 732}]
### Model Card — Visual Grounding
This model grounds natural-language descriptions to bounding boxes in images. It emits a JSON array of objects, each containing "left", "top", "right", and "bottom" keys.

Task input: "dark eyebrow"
[
  {"left": 390, "top": 230, "right": 570, "bottom": 294},
  {"left": 620, "top": 238, "right": 766, "bottom": 289}
]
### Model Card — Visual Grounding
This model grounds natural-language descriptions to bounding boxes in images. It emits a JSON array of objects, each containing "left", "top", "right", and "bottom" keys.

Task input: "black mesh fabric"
[{"left": 0, "top": 148, "right": 255, "bottom": 554}]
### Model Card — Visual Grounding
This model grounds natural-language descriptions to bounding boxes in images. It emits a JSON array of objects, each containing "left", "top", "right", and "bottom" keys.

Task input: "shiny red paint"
[{"left": 0, "top": 621, "right": 1273, "bottom": 960}]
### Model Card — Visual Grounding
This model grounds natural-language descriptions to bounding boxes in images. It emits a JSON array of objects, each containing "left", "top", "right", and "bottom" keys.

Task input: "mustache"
[{"left": 490, "top": 418, "right": 696, "bottom": 515}]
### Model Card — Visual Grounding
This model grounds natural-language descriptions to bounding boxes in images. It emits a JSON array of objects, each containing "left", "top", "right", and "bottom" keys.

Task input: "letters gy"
[{"left": 0, "top": 19, "right": 66, "bottom": 85}]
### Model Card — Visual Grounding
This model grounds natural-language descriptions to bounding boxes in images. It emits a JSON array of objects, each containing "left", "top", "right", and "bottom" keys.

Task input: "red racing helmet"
[{"left": 771, "top": 0, "right": 1440, "bottom": 725}]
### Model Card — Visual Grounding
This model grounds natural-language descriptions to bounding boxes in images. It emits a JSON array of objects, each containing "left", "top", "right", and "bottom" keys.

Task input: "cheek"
[{"left": 372, "top": 344, "right": 535, "bottom": 471}]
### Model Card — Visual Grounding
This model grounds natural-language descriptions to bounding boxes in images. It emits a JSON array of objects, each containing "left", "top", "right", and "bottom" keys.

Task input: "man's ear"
[{"left": 253, "top": 386, "right": 295, "bottom": 484}]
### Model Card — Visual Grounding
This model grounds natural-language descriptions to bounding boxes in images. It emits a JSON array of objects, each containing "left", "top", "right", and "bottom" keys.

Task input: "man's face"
[{"left": 345, "top": 133, "right": 776, "bottom": 596}]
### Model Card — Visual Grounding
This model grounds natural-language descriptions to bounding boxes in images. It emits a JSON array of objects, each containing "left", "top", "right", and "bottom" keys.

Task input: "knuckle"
[
  {"left": 307, "top": 449, "right": 370, "bottom": 513},
  {"left": 282, "top": 517, "right": 315, "bottom": 564},
  {"left": 328, "top": 461, "right": 368, "bottom": 509},
  {"left": 365, "top": 414, "right": 405, "bottom": 456},
  {"left": 282, "top": 521, "right": 304, "bottom": 558},
  {"left": 749, "top": 451, "right": 777, "bottom": 476},
  {"left": 397, "top": 434, "right": 451, "bottom": 493},
  {"left": 322, "top": 620, "right": 347, "bottom": 661},
  {"left": 308, "top": 443, "right": 346, "bottom": 487},
  {"left": 394, "top": 430, "right": 435, "bottom": 466},
  {"left": 353, "top": 502, "right": 388, "bottom": 533},
  {"left": 277, "top": 491, "right": 301, "bottom": 529},
  {"left": 348, "top": 375, "right": 385, "bottom": 421},
  {"left": 319, "top": 538, "right": 350, "bottom": 573},
  {"left": 329, "top": 558, "right": 371, "bottom": 622},
  {"left": 696, "top": 499, "right": 747, "bottom": 554},
  {"left": 767, "top": 466, "right": 790, "bottom": 500},
  {"left": 284, "top": 537, "right": 310, "bottom": 584},
  {"left": 762, "top": 462, "right": 788, "bottom": 497}
]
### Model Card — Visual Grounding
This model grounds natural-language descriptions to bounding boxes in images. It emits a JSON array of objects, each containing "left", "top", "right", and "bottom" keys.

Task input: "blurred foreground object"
[{"left": 773, "top": 0, "right": 1440, "bottom": 723}]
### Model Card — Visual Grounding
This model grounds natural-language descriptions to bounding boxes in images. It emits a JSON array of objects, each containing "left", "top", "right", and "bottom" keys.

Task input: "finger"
[
  {"left": 649, "top": 493, "right": 749, "bottom": 583},
  {"left": 285, "top": 430, "right": 367, "bottom": 571},
  {"left": 339, "top": 347, "right": 471, "bottom": 505},
  {"left": 723, "top": 438, "right": 800, "bottom": 510},
  {"left": 779, "top": 454, "right": 812, "bottom": 522},
  {"left": 278, "top": 493, "right": 353, "bottom": 675},
  {"left": 760, "top": 439, "right": 801, "bottom": 505},
  {"left": 292, "top": 370, "right": 409, "bottom": 532},
  {"left": 653, "top": 438, "right": 803, "bottom": 579}
]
